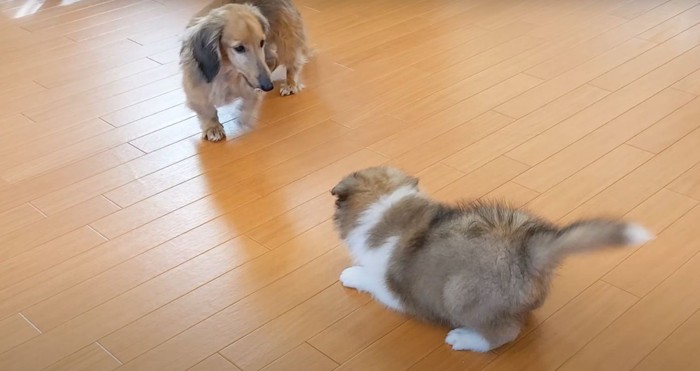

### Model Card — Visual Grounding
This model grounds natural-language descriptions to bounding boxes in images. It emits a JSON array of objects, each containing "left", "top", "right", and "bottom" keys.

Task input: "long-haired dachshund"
[{"left": 181, "top": 1, "right": 309, "bottom": 141}]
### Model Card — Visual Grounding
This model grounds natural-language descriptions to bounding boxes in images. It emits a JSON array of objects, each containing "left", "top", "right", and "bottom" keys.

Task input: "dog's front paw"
[
  {"left": 280, "top": 83, "right": 303, "bottom": 96},
  {"left": 203, "top": 125, "right": 226, "bottom": 142},
  {"left": 445, "top": 328, "right": 491, "bottom": 352},
  {"left": 339, "top": 266, "right": 366, "bottom": 290}
]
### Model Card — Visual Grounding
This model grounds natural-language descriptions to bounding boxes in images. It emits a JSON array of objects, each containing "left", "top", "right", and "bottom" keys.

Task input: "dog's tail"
[{"left": 528, "top": 219, "right": 653, "bottom": 271}]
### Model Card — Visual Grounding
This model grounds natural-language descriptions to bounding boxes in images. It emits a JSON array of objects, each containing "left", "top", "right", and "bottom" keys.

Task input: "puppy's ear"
[
  {"left": 330, "top": 183, "right": 349, "bottom": 200},
  {"left": 408, "top": 176, "right": 419, "bottom": 187},
  {"left": 330, "top": 174, "right": 361, "bottom": 204},
  {"left": 192, "top": 20, "right": 224, "bottom": 83}
]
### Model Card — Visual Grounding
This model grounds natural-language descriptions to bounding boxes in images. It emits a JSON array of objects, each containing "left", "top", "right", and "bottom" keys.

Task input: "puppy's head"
[
  {"left": 330, "top": 166, "right": 419, "bottom": 237},
  {"left": 190, "top": 4, "right": 273, "bottom": 91}
]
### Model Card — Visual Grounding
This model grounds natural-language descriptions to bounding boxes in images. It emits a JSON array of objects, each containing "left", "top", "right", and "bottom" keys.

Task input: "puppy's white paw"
[
  {"left": 339, "top": 266, "right": 366, "bottom": 291},
  {"left": 445, "top": 328, "right": 491, "bottom": 352},
  {"left": 203, "top": 125, "right": 226, "bottom": 142},
  {"left": 280, "top": 83, "right": 302, "bottom": 96},
  {"left": 624, "top": 223, "right": 654, "bottom": 245}
]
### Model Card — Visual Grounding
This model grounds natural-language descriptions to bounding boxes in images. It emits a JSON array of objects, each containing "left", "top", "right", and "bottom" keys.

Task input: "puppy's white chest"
[{"left": 353, "top": 237, "right": 398, "bottom": 271}]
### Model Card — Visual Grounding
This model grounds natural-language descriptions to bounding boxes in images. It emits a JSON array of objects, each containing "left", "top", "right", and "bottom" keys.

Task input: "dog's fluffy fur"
[
  {"left": 181, "top": 0, "right": 309, "bottom": 141},
  {"left": 331, "top": 166, "right": 654, "bottom": 352}
]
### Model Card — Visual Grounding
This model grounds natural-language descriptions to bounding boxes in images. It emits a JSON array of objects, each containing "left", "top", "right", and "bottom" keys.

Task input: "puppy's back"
[
  {"left": 386, "top": 202, "right": 545, "bottom": 324},
  {"left": 388, "top": 200, "right": 650, "bottom": 327}
]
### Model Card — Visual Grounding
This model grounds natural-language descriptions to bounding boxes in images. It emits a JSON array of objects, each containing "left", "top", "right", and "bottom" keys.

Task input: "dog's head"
[
  {"left": 330, "top": 166, "right": 419, "bottom": 237},
  {"left": 189, "top": 4, "right": 273, "bottom": 91}
]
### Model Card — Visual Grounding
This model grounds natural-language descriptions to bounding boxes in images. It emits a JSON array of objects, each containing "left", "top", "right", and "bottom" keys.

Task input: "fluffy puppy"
[
  {"left": 331, "top": 166, "right": 653, "bottom": 352},
  {"left": 181, "top": 1, "right": 309, "bottom": 142}
]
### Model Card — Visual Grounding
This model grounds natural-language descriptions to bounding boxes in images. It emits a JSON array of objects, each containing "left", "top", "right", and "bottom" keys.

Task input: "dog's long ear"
[{"left": 192, "top": 19, "right": 224, "bottom": 83}]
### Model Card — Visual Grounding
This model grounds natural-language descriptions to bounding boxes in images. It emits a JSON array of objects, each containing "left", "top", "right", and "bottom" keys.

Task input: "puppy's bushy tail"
[{"left": 529, "top": 219, "right": 653, "bottom": 271}]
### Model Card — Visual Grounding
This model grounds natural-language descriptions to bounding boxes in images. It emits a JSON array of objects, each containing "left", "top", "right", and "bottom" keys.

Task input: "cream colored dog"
[{"left": 181, "top": 1, "right": 309, "bottom": 141}]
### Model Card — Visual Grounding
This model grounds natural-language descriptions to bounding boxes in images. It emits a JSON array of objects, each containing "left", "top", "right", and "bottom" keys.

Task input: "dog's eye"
[
  {"left": 260, "top": 40, "right": 265, "bottom": 48},
  {"left": 233, "top": 45, "right": 246, "bottom": 53}
]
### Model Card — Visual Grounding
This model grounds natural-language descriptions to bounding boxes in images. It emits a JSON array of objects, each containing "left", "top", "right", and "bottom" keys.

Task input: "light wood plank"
[
  {"left": 634, "top": 308, "right": 700, "bottom": 371},
  {"left": 506, "top": 43, "right": 700, "bottom": 167},
  {"left": 0, "top": 143, "right": 143, "bottom": 214},
  {"left": 308, "top": 301, "right": 407, "bottom": 364},
  {"left": 0, "top": 314, "right": 40, "bottom": 354},
  {"left": 591, "top": 21, "right": 700, "bottom": 91},
  {"left": 513, "top": 87, "right": 694, "bottom": 192},
  {"left": 433, "top": 156, "right": 530, "bottom": 203},
  {"left": 220, "top": 283, "right": 367, "bottom": 370},
  {"left": 336, "top": 320, "right": 445, "bottom": 371},
  {"left": 0, "top": 226, "right": 106, "bottom": 292},
  {"left": 604, "top": 205, "right": 700, "bottom": 296},
  {"left": 525, "top": 0, "right": 692, "bottom": 79},
  {"left": 668, "top": 162, "right": 700, "bottom": 199},
  {"left": 561, "top": 127, "right": 700, "bottom": 218},
  {"left": 523, "top": 144, "right": 653, "bottom": 220},
  {"left": 443, "top": 84, "right": 609, "bottom": 174},
  {"left": 100, "top": 221, "right": 340, "bottom": 363},
  {"left": 189, "top": 354, "right": 240, "bottom": 371},
  {"left": 628, "top": 95, "right": 700, "bottom": 153},
  {"left": 674, "top": 66, "right": 700, "bottom": 94},
  {"left": 0, "top": 203, "right": 44, "bottom": 236},
  {"left": 496, "top": 37, "right": 655, "bottom": 118},
  {"left": 22, "top": 235, "right": 267, "bottom": 332},
  {"left": 0, "top": 196, "right": 118, "bottom": 261},
  {"left": 484, "top": 282, "right": 637, "bottom": 371},
  {"left": 483, "top": 181, "right": 540, "bottom": 207},
  {"left": 638, "top": 4, "right": 700, "bottom": 43},
  {"left": 559, "top": 247, "right": 700, "bottom": 371},
  {"left": 406, "top": 345, "right": 494, "bottom": 371},
  {"left": 112, "top": 247, "right": 351, "bottom": 370},
  {"left": 389, "top": 111, "right": 514, "bottom": 174},
  {"left": 44, "top": 343, "right": 121, "bottom": 371},
  {"left": 260, "top": 343, "right": 338, "bottom": 371}
]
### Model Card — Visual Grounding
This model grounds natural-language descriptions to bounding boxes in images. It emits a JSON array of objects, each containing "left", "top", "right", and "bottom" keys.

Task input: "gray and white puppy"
[{"left": 331, "top": 166, "right": 653, "bottom": 352}]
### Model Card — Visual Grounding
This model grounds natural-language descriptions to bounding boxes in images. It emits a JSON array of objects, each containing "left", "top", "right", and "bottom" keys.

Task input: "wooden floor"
[{"left": 1, "top": 0, "right": 700, "bottom": 370}]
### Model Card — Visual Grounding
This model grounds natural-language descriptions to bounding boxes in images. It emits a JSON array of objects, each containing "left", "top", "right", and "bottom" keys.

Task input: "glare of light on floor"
[{"left": 14, "top": 0, "right": 82, "bottom": 18}]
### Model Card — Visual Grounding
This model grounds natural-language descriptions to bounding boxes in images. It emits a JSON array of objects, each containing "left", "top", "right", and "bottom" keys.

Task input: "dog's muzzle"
[{"left": 258, "top": 74, "right": 274, "bottom": 92}]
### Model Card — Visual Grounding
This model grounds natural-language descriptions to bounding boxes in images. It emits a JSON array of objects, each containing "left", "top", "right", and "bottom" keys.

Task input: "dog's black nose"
[{"left": 258, "top": 73, "right": 274, "bottom": 92}]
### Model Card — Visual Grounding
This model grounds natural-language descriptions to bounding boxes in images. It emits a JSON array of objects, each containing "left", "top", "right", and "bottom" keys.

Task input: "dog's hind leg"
[
  {"left": 264, "top": 43, "right": 279, "bottom": 72},
  {"left": 280, "top": 53, "right": 305, "bottom": 96},
  {"left": 189, "top": 100, "right": 225, "bottom": 142}
]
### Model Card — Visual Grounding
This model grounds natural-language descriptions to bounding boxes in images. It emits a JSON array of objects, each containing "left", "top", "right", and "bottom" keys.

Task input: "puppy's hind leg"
[
  {"left": 340, "top": 266, "right": 404, "bottom": 311},
  {"left": 446, "top": 320, "right": 521, "bottom": 352},
  {"left": 189, "top": 100, "right": 225, "bottom": 142}
]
